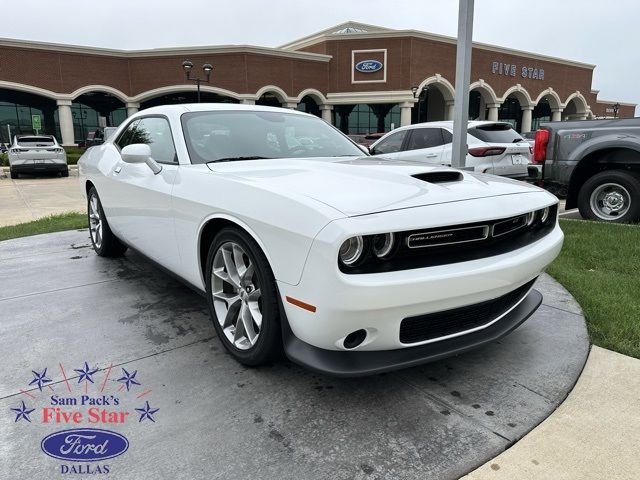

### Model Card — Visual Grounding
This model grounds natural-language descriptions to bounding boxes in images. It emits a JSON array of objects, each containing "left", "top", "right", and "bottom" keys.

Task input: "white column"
[
  {"left": 551, "top": 109, "right": 562, "bottom": 122},
  {"left": 283, "top": 102, "right": 298, "bottom": 110},
  {"left": 487, "top": 104, "right": 500, "bottom": 121},
  {"left": 240, "top": 99, "right": 255, "bottom": 105},
  {"left": 56, "top": 99, "right": 75, "bottom": 146},
  {"left": 445, "top": 100, "right": 455, "bottom": 120},
  {"left": 126, "top": 102, "right": 140, "bottom": 117},
  {"left": 399, "top": 102, "right": 413, "bottom": 127},
  {"left": 521, "top": 107, "right": 533, "bottom": 133},
  {"left": 577, "top": 114, "right": 588, "bottom": 120},
  {"left": 319, "top": 105, "right": 333, "bottom": 124}
]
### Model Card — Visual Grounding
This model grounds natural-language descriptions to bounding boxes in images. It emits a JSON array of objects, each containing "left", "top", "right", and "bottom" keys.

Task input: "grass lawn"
[
  {"left": 548, "top": 219, "right": 640, "bottom": 358},
  {"left": 0, "top": 212, "right": 87, "bottom": 242}
]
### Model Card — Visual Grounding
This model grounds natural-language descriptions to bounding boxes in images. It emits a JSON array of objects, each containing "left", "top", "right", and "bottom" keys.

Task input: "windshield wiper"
[{"left": 207, "top": 156, "right": 271, "bottom": 163}]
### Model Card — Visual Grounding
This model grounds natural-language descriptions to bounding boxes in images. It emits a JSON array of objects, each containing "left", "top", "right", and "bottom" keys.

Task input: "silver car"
[{"left": 8, "top": 135, "right": 68, "bottom": 178}]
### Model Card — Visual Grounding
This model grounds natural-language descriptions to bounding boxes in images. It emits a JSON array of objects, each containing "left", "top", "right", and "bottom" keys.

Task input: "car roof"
[
  {"left": 390, "top": 120, "right": 513, "bottom": 132},
  {"left": 138, "top": 103, "right": 310, "bottom": 116}
]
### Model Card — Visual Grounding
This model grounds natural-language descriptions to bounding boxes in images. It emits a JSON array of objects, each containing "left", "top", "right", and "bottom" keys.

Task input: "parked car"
[
  {"left": 538, "top": 117, "right": 640, "bottom": 222},
  {"left": 8, "top": 135, "right": 68, "bottom": 178},
  {"left": 370, "top": 121, "right": 534, "bottom": 179},
  {"left": 79, "top": 104, "right": 562, "bottom": 376}
]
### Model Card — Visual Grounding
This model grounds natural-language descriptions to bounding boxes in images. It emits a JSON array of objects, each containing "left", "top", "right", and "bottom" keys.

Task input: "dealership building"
[{"left": 0, "top": 21, "right": 635, "bottom": 145}]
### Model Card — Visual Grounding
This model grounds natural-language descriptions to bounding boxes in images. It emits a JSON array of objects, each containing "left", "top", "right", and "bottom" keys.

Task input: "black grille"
[{"left": 399, "top": 278, "right": 537, "bottom": 344}]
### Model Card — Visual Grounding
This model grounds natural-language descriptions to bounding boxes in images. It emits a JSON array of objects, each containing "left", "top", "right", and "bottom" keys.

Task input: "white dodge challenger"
[{"left": 79, "top": 104, "right": 563, "bottom": 376}]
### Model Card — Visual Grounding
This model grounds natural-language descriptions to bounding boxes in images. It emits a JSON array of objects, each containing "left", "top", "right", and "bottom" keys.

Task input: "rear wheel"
[
  {"left": 87, "top": 187, "right": 128, "bottom": 257},
  {"left": 61, "top": 169, "right": 69, "bottom": 177},
  {"left": 9, "top": 168, "right": 18, "bottom": 179},
  {"left": 577, "top": 170, "right": 640, "bottom": 223},
  {"left": 205, "top": 227, "right": 281, "bottom": 366}
]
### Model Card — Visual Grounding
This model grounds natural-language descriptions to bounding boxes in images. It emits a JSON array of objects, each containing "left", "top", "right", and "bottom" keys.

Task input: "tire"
[
  {"left": 577, "top": 170, "right": 640, "bottom": 223},
  {"left": 205, "top": 227, "right": 281, "bottom": 366},
  {"left": 10, "top": 168, "right": 18, "bottom": 179},
  {"left": 61, "top": 169, "right": 69, "bottom": 177},
  {"left": 87, "top": 187, "right": 128, "bottom": 257}
]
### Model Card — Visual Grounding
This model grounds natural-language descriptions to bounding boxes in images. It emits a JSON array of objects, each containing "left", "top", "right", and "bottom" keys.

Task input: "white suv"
[
  {"left": 370, "top": 121, "right": 532, "bottom": 179},
  {"left": 8, "top": 135, "right": 68, "bottom": 178}
]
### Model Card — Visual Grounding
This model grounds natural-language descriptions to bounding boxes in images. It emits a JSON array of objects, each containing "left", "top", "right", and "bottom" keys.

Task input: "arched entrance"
[
  {"left": 533, "top": 90, "right": 561, "bottom": 129},
  {"left": 72, "top": 92, "right": 127, "bottom": 144},
  {"left": 411, "top": 76, "right": 455, "bottom": 124},
  {"left": 256, "top": 92, "right": 283, "bottom": 108},
  {"left": 296, "top": 95, "right": 320, "bottom": 117},
  {"left": 0, "top": 88, "right": 58, "bottom": 143},
  {"left": 140, "top": 91, "right": 239, "bottom": 110},
  {"left": 468, "top": 82, "right": 499, "bottom": 120},
  {"left": 499, "top": 88, "right": 534, "bottom": 132},
  {"left": 563, "top": 94, "right": 588, "bottom": 120}
]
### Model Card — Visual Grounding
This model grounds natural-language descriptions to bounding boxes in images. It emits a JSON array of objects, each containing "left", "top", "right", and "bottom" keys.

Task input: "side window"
[
  {"left": 406, "top": 128, "right": 445, "bottom": 151},
  {"left": 441, "top": 129, "right": 453, "bottom": 144},
  {"left": 116, "top": 120, "right": 139, "bottom": 149},
  {"left": 134, "top": 117, "right": 177, "bottom": 164},
  {"left": 371, "top": 130, "right": 408, "bottom": 155}
]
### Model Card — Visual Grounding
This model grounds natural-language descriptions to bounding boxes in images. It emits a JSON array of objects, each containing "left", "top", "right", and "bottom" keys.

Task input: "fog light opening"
[{"left": 343, "top": 329, "right": 367, "bottom": 349}]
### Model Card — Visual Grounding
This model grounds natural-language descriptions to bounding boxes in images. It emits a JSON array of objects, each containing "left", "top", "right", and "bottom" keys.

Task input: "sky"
[{"left": 2, "top": 0, "right": 638, "bottom": 113}]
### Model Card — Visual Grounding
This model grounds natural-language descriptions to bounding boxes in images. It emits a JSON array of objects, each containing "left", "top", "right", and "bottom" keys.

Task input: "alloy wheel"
[
  {"left": 211, "top": 242, "right": 263, "bottom": 350},
  {"left": 89, "top": 194, "right": 103, "bottom": 249}
]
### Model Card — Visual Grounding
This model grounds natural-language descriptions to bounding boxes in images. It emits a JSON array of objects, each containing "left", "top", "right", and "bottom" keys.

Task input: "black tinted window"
[
  {"left": 406, "top": 128, "right": 445, "bottom": 150},
  {"left": 469, "top": 124, "right": 523, "bottom": 143},
  {"left": 372, "top": 130, "right": 407, "bottom": 154},
  {"left": 442, "top": 129, "right": 453, "bottom": 144}
]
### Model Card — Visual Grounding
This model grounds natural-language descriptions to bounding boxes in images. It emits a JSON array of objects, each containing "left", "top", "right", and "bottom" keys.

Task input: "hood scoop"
[{"left": 412, "top": 170, "right": 463, "bottom": 184}]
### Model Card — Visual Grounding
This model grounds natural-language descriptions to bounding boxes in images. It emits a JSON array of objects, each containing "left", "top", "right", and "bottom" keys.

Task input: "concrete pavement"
[
  {"left": 0, "top": 230, "right": 589, "bottom": 479},
  {"left": 0, "top": 169, "right": 84, "bottom": 227},
  {"left": 464, "top": 346, "right": 640, "bottom": 479}
]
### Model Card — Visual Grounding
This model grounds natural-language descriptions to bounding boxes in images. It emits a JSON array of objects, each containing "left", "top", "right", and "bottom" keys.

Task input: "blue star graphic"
[
  {"left": 11, "top": 401, "right": 35, "bottom": 423},
  {"left": 28, "top": 368, "right": 52, "bottom": 391},
  {"left": 117, "top": 368, "right": 141, "bottom": 391},
  {"left": 74, "top": 362, "right": 98, "bottom": 384},
  {"left": 135, "top": 401, "right": 159, "bottom": 423}
]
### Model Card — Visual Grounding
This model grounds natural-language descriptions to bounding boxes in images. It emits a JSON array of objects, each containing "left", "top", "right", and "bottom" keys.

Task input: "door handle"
[{"left": 425, "top": 154, "right": 438, "bottom": 158}]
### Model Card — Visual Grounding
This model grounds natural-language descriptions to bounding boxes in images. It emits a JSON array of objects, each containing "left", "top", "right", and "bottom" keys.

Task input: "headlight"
[
  {"left": 339, "top": 236, "right": 364, "bottom": 266},
  {"left": 540, "top": 207, "right": 550, "bottom": 223},
  {"left": 525, "top": 211, "right": 536, "bottom": 226},
  {"left": 372, "top": 233, "right": 395, "bottom": 258}
]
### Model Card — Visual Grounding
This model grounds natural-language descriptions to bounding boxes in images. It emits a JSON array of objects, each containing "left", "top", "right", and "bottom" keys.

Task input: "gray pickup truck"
[{"left": 537, "top": 118, "right": 640, "bottom": 222}]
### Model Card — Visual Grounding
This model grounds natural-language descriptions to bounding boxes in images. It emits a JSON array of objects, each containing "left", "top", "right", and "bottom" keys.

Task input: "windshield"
[
  {"left": 181, "top": 110, "right": 364, "bottom": 164},
  {"left": 17, "top": 136, "right": 55, "bottom": 147},
  {"left": 468, "top": 124, "right": 524, "bottom": 143}
]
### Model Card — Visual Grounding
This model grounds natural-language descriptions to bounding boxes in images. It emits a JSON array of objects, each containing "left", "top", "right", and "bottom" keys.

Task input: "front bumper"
[{"left": 282, "top": 288, "right": 542, "bottom": 377}]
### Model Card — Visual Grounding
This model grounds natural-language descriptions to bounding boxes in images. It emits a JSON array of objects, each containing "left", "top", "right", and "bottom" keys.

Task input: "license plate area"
[{"left": 511, "top": 154, "right": 526, "bottom": 165}]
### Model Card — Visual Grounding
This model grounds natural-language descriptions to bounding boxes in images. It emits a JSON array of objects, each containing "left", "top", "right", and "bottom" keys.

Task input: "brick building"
[{"left": 0, "top": 21, "right": 635, "bottom": 145}]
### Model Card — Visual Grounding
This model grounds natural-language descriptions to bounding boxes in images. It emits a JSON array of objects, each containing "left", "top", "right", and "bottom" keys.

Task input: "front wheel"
[
  {"left": 87, "top": 187, "right": 128, "bottom": 257},
  {"left": 205, "top": 228, "right": 281, "bottom": 366},
  {"left": 577, "top": 170, "right": 640, "bottom": 223}
]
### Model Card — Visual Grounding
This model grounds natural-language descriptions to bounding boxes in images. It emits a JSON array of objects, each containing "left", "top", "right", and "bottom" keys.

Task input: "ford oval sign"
[
  {"left": 355, "top": 60, "right": 383, "bottom": 73},
  {"left": 41, "top": 428, "right": 129, "bottom": 462}
]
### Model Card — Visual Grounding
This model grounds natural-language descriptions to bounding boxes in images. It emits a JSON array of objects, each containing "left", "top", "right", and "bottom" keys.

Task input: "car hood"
[{"left": 206, "top": 156, "right": 544, "bottom": 217}]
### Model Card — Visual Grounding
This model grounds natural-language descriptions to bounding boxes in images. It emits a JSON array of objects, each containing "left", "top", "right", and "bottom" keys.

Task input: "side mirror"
[{"left": 121, "top": 144, "right": 162, "bottom": 174}]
